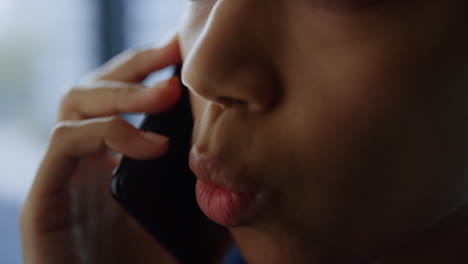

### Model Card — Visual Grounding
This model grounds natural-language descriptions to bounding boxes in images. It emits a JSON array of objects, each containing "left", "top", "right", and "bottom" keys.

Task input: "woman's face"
[{"left": 179, "top": 0, "right": 468, "bottom": 262}]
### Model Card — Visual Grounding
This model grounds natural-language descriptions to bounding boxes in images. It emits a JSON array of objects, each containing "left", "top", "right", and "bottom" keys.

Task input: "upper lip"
[
  {"left": 189, "top": 146, "right": 256, "bottom": 193},
  {"left": 189, "top": 102, "right": 260, "bottom": 193}
]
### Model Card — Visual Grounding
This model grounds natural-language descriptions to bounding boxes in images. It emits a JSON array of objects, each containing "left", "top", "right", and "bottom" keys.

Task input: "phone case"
[{"left": 111, "top": 68, "right": 226, "bottom": 264}]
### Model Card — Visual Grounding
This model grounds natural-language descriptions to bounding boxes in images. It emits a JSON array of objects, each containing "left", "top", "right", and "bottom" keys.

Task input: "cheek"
[
  {"left": 189, "top": 92, "right": 208, "bottom": 122},
  {"left": 188, "top": 85, "right": 208, "bottom": 136},
  {"left": 268, "top": 36, "right": 468, "bottom": 252}
]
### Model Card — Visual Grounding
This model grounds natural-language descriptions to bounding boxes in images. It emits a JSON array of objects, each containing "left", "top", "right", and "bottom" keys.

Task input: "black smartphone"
[{"left": 111, "top": 67, "right": 227, "bottom": 264}]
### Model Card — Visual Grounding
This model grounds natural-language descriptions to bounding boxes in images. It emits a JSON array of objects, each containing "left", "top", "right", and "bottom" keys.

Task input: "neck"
[
  {"left": 373, "top": 202, "right": 468, "bottom": 264},
  {"left": 231, "top": 203, "right": 468, "bottom": 264}
]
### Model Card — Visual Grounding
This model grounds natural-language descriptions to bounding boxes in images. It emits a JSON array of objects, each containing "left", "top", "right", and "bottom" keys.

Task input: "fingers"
[
  {"left": 33, "top": 116, "right": 168, "bottom": 196},
  {"left": 30, "top": 35, "right": 182, "bottom": 199},
  {"left": 59, "top": 77, "right": 181, "bottom": 121},
  {"left": 52, "top": 116, "right": 168, "bottom": 159},
  {"left": 87, "top": 34, "right": 181, "bottom": 83},
  {"left": 58, "top": 34, "right": 182, "bottom": 121}
]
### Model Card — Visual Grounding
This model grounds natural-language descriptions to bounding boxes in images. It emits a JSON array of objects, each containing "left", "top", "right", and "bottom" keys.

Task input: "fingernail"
[
  {"left": 142, "top": 132, "right": 169, "bottom": 145},
  {"left": 142, "top": 77, "right": 177, "bottom": 96},
  {"left": 166, "top": 76, "right": 180, "bottom": 89},
  {"left": 147, "top": 77, "right": 178, "bottom": 94}
]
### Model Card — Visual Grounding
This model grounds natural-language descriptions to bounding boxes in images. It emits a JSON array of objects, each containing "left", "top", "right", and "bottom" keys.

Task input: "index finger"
[{"left": 88, "top": 34, "right": 181, "bottom": 83}]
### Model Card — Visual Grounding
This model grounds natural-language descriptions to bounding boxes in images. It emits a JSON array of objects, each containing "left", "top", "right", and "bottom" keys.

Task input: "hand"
[{"left": 20, "top": 35, "right": 182, "bottom": 264}]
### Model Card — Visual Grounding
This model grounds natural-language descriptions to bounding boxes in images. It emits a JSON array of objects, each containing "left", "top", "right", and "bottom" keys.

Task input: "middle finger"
[{"left": 58, "top": 77, "right": 181, "bottom": 121}]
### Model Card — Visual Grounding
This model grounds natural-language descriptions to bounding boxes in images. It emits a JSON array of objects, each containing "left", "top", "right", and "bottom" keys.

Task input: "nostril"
[{"left": 216, "top": 96, "right": 247, "bottom": 109}]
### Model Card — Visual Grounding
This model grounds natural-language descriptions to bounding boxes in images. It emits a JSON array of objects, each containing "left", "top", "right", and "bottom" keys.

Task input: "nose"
[{"left": 181, "top": 0, "right": 281, "bottom": 112}]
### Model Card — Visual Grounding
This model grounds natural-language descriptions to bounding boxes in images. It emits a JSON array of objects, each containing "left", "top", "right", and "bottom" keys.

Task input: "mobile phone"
[{"left": 111, "top": 67, "right": 227, "bottom": 264}]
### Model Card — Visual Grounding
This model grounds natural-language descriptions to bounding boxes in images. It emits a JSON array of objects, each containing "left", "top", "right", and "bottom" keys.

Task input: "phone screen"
[{"left": 111, "top": 67, "right": 227, "bottom": 264}]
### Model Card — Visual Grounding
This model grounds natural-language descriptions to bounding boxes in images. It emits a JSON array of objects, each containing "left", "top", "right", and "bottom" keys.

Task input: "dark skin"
[
  {"left": 21, "top": 0, "right": 468, "bottom": 263},
  {"left": 181, "top": 0, "right": 468, "bottom": 262}
]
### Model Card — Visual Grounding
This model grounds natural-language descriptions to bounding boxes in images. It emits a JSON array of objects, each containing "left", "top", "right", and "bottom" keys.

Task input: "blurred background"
[{"left": 0, "top": 0, "right": 185, "bottom": 262}]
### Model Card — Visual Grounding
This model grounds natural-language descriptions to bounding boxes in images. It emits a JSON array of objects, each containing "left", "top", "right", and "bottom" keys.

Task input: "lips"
[{"left": 189, "top": 147, "right": 266, "bottom": 227}]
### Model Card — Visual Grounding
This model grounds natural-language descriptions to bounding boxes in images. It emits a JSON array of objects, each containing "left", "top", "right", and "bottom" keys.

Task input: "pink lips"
[
  {"left": 195, "top": 180, "right": 254, "bottom": 226},
  {"left": 189, "top": 149, "right": 261, "bottom": 227}
]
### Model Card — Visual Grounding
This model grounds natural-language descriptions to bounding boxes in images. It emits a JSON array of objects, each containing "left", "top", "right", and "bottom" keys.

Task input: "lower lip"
[{"left": 195, "top": 180, "right": 255, "bottom": 227}]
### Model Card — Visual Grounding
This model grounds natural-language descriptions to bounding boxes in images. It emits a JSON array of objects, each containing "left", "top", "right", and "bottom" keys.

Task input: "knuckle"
[
  {"left": 139, "top": 151, "right": 154, "bottom": 160},
  {"left": 59, "top": 87, "right": 80, "bottom": 111},
  {"left": 18, "top": 206, "right": 27, "bottom": 224},
  {"left": 107, "top": 116, "right": 125, "bottom": 127},
  {"left": 129, "top": 46, "right": 153, "bottom": 60},
  {"left": 50, "top": 121, "right": 74, "bottom": 143},
  {"left": 59, "top": 89, "right": 73, "bottom": 108},
  {"left": 109, "top": 87, "right": 126, "bottom": 111},
  {"left": 113, "top": 83, "right": 140, "bottom": 98},
  {"left": 114, "top": 47, "right": 147, "bottom": 67},
  {"left": 129, "top": 47, "right": 155, "bottom": 70},
  {"left": 18, "top": 205, "right": 30, "bottom": 228},
  {"left": 110, "top": 84, "right": 142, "bottom": 111},
  {"left": 105, "top": 116, "right": 127, "bottom": 137},
  {"left": 80, "top": 70, "right": 101, "bottom": 83},
  {"left": 104, "top": 116, "right": 133, "bottom": 147}
]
